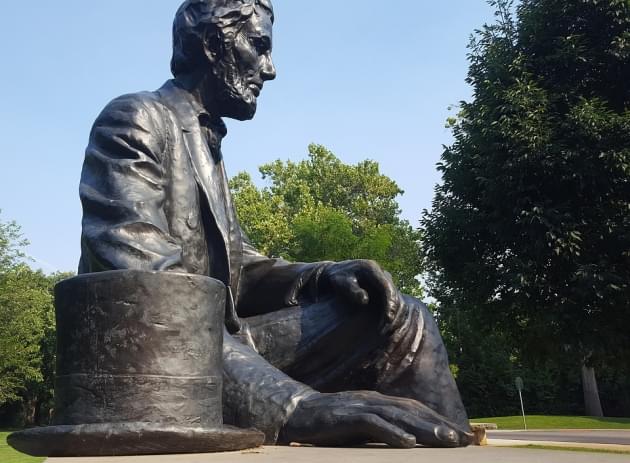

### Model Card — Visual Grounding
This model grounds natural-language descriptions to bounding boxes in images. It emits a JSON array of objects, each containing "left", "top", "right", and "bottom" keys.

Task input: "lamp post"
[{"left": 515, "top": 377, "right": 527, "bottom": 430}]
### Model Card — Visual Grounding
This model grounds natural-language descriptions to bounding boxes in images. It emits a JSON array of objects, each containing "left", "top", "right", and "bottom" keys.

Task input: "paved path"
[
  {"left": 46, "top": 445, "right": 630, "bottom": 463},
  {"left": 489, "top": 430, "right": 630, "bottom": 445}
]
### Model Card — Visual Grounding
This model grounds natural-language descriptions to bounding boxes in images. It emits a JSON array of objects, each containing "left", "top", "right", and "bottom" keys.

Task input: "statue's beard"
[{"left": 212, "top": 57, "right": 258, "bottom": 121}]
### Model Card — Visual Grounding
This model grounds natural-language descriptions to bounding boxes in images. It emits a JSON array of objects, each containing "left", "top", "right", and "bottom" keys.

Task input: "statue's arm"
[
  {"left": 222, "top": 329, "right": 315, "bottom": 443},
  {"left": 235, "top": 239, "right": 333, "bottom": 317},
  {"left": 223, "top": 328, "right": 471, "bottom": 447},
  {"left": 235, "top": 240, "right": 404, "bottom": 332},
  {"left": 79, "top": 94, "right": 184, "bottom": 273}
]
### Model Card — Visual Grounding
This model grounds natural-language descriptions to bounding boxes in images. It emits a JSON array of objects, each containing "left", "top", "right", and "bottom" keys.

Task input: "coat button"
[{"left": 186, "top": 212, "right": 199, "bottom": 229}]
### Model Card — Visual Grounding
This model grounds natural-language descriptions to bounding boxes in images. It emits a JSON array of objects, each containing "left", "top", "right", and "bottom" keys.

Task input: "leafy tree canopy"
[
  {"left": 0, "top": 212, "right": 55, "bottom": 405},
  {"left": 422, "top": 0, "right": 630, "bottom": 366},
  {"left": 230, "top": 144, "right": 423, "bottom": 296},
  {"left": 0, "top": 266, "right": 54, "bottom": 406},
  {"left": 0, "top": 211, "right": 28, "bottom": 270}
]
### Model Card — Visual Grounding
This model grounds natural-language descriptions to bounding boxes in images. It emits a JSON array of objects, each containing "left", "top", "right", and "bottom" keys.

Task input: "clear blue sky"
[{"left": 0, "top": 1, "right": 495, "bottom": 273}]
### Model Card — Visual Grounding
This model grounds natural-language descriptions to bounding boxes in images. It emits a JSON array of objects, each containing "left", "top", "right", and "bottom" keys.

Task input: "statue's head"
[{"left": 172, "top": 0, "right": 276, "bottom": 120}]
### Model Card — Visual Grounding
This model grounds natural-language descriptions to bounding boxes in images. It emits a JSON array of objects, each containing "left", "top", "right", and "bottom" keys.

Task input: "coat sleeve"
[
  {"left": 235, "top": 237, "right": 333, "bottom": 317},
  {"left": 79, "top": 93, "right": 185, "bottom": 273},
  {"left": 222, "top": 329, "right": 316, "bottom": 443}
]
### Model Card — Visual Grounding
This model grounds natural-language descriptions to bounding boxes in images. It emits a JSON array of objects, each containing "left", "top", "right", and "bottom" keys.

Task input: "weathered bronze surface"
[
  {"left": 8, "top": 424, "right": 264, "bottom": 457},
  {"left": 9, "top": 271, "right": 264, "bottom": 456},
  {"left": 10, "top": 0, "right": 472, "bottom": 455}
]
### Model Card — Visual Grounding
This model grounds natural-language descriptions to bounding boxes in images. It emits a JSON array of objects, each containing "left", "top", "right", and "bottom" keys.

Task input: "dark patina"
[{"left": 10, "top": 0, "right": 471, "bottom": 456}]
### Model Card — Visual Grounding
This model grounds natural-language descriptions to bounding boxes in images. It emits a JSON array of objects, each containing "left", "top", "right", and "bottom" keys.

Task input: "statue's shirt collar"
[
  {"left": 158, "top": 80, "right": 227, "bottom": 141},
  {"left": 158, "top": 80, "right": 227, "bottom": 161}
]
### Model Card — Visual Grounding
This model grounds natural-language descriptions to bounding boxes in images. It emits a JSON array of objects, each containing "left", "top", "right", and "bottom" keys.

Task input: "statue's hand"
[
  {"left": 321, "top": 260, "right": 403, "bottom": 329},
  {"left": 279, "top": 391, "right": 471, "bottom": 448}
]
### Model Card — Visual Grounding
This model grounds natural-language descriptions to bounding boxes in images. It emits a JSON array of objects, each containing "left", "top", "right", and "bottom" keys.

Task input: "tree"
[
  {"left": 0, "top": 267, "right": 51, "bottom": 406},
  {"left": 422, "top": 0, "right": 630, "bottom": 416},
  {"left": 0, "top": 211, "right": 28, "bottom": 269},
  {"left": 230, "top": 144, "right": 424, "bottom": 296},
  {"left": 0, "top": 212, "right": 66, "bottom": 426},
  {"left": 0, "top": 212, "right": 52, "bottom": 408},
  {"left": 22, "top": 270, "right": 74, "bottom": 426}
]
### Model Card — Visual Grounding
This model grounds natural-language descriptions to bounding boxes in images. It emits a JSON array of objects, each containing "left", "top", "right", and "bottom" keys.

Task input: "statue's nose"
[{"left": 261, "top": 55, "right": 276, "bottom": 81}]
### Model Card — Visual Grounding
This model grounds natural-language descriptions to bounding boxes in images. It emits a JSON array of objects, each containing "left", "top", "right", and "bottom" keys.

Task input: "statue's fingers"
[
  {"left": 351, "top": 413, "right": 416, "bottom": 448},
  {"left": 331, "top": 273, "right": 369, "bottom": 306},
  {"left": 370, "top": 394, "right": 464, "bottom": 430},
  {"left": 360, "top": 261, "right": 401, "bottom": 310},
  {"left": 370, "top": 406, "right": 462, "bottom": 448},
  {"left": 348, "top": 285, "right": 370, "bottom": 305}
]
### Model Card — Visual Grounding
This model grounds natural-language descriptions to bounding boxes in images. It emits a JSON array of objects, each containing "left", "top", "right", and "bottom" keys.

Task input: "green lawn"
[
  {"left": 471, "top": 415, "right": 630, "bottom": 430},
  {"left": 0, "top": 431, "right": 45, "bottom": 463}
]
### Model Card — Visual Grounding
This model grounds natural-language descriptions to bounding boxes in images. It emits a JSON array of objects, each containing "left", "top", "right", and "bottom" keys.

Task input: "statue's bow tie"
[{"left": 198, "top": 113, "right": 226, "bottom": 162}]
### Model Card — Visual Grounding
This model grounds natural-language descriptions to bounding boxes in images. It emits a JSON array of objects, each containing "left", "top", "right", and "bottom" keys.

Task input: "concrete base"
[{"left": 46, "top": 444, "right": 630, "bottom": 463}]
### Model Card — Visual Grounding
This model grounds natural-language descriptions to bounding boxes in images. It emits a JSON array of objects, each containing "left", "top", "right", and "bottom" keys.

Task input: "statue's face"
[{"left": 212, "top": 9, "right": 276, "bottom": 120}]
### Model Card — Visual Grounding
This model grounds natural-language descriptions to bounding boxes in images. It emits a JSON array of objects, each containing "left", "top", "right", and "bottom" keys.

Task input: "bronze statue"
[{"left": 11, "top": 0, "right": 472, "bottom": 455}]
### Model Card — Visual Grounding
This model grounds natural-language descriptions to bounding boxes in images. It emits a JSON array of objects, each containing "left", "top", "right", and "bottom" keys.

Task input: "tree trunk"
[
  {"left": 33, "top": 398, "right": 42, "bottom": 425},
  {"left": 24, "top": 398, "right": 37, "bottom": 426},
  {"left": 581, "top": 364, "right": 604, "bottom": 417}
]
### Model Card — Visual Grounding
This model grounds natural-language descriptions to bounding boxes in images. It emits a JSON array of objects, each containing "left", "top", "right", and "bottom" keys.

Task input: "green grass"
[
  {"left": 512, "top": 444, "right": 630, "bottom": 455},
  {"left": 0, "top": 430, "right": 45, "bottom": 463},
  {"left": 471, "top": 415, "right": 630, "bottom": 430}
]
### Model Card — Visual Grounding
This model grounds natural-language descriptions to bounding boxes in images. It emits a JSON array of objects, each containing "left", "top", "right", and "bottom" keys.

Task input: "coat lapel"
[
  {"left": 182, "top": 129, "right": 231, "bottom": 253},
  {"left": 157, "top": 81, "right": 232, "bottom": 282}
]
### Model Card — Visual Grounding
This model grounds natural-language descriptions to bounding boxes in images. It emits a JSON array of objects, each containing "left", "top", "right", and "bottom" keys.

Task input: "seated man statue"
[{"left": 78, "top": 0, "right": 472, "bottom": 448}]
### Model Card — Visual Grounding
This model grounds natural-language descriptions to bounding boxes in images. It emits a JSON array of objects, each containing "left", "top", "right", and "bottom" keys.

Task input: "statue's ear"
[{"left": 203, "top": 31, "right": 223, "bottom": 64}]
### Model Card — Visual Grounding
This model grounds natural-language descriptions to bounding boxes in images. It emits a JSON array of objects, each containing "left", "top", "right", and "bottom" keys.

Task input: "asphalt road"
[{"left": 488, "top": 429, "right": 630, "bottom": 445}]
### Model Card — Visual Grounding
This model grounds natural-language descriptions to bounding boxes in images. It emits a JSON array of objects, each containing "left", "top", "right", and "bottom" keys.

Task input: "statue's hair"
[{"left": 171, "top": 0, "right": 274, "bottom": 77}]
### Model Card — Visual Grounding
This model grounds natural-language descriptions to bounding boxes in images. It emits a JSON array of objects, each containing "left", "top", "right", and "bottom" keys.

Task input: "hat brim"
[{"left": 8, "top": 423, "right": 265, "bottom": 457}]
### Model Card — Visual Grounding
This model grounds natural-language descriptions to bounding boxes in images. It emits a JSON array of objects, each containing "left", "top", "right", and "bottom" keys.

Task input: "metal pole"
[{"left": 518, "top": 388, "right": 527, "bottom": 430}]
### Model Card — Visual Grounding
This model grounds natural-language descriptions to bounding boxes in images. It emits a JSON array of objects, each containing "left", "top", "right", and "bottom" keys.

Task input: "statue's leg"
[
  {"left": 242, "top": 295, "right": 469, "bottom": 430},
  {"left": 374, "top": 296, "right": 469, "bottom": 430},
  {"left": 241, "top": 297, "right": 384, "bottom": 389}
]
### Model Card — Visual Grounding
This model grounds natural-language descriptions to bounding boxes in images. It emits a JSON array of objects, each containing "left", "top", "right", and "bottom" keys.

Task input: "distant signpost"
[{"left": 515, "top": 377, "right": 527, "bottom": 430}]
